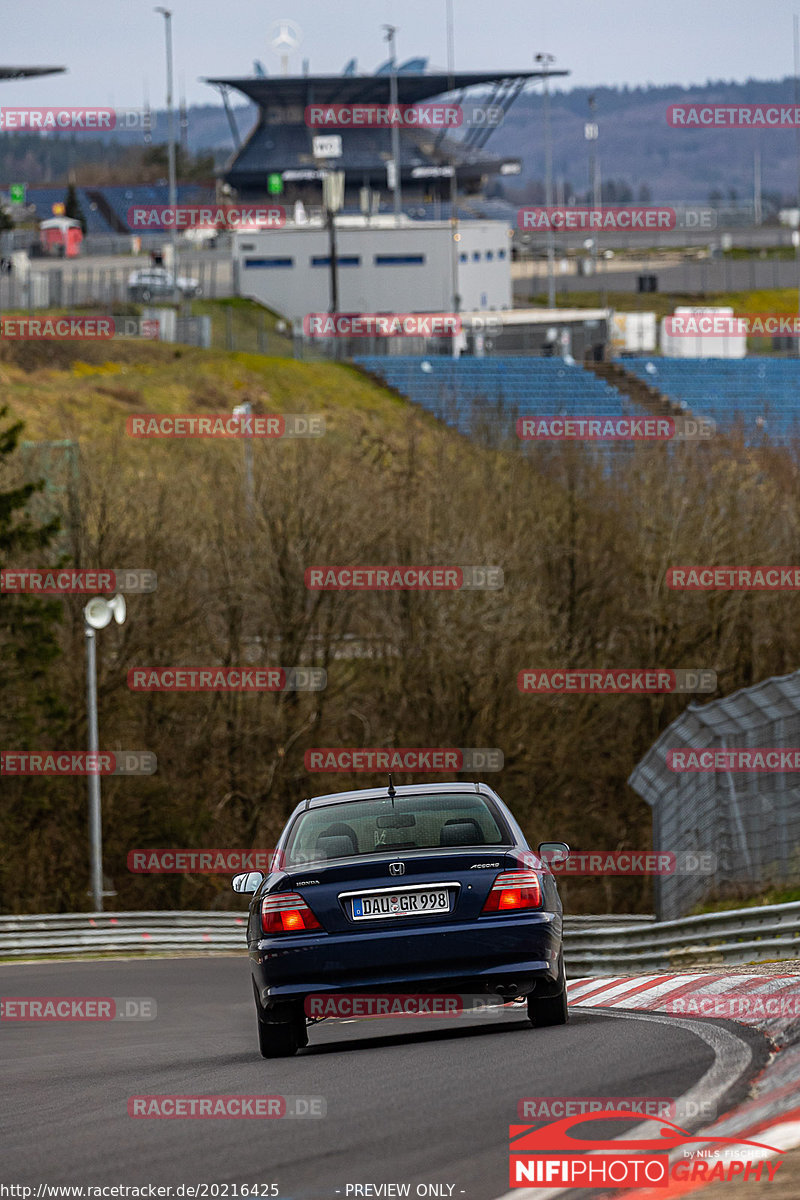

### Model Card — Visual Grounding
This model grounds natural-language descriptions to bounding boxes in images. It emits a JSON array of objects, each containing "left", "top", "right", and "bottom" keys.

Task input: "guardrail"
[
  {"left": 0, "top": 905, "right": 796, "bottom": 969},
  {"left": 565, "top": 901, "right": 800, "bottom": 972}
]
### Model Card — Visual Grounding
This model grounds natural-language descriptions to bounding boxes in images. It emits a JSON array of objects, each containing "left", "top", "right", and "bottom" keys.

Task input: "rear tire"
[
  {"left": 257, "top": 1017, "right": 302, "bottom": 1058},
  {"left": 253, "top": 981, "right": 307, "bottom": 1058},
  {"left": 527, "top": 953, "right": 569, "bottom": 1028}
]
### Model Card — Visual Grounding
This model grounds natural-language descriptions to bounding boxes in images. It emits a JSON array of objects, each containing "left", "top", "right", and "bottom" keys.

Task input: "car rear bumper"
[{"left": 250, "top": 911, "right": 562, "bottom": 1008}]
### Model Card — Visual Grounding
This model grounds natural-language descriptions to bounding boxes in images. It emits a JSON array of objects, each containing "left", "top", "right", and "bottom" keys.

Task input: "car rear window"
[{"left": 283, "top": 793, "right": 510, "bottom": 866}]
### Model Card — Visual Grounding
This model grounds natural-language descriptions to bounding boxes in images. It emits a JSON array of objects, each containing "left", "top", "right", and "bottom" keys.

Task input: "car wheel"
[
  {"left": 253, "top": 982, "right": 307, "bottom": 1058},
  {"left": 527, "top": 952, "right": 568, "bottom": 1028}
]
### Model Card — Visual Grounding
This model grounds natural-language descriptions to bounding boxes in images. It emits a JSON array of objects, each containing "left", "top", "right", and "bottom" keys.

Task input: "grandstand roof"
[
  {"left": 204, "top": 69, "right": 565, "bottom": 107},
  {"left": 0, "top": 66, "right": 65, "bottom": 79}
]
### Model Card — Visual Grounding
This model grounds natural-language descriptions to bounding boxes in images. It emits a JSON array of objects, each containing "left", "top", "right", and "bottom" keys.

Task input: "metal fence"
[
  {"left": 1, "top": 905, "right": 797, "bottom": 974},
  {"left": 0, "top": 259, "right": 234, "bottom": 311},
  {"left": 630, "top": 670, "right": 800, "bottom": 920},
  {"left": 519, "top": 254, "right": 800, "bottom": 300}
]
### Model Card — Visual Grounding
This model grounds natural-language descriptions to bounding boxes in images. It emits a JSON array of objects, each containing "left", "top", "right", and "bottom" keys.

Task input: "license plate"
[{"left": 350, "top": 888, "right": 450, "bottom": 921}]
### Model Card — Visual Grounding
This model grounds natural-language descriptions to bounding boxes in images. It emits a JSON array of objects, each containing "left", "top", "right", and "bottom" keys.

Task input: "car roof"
[{"left": 303, "top": 781, "right": 499, "bottom": 809}]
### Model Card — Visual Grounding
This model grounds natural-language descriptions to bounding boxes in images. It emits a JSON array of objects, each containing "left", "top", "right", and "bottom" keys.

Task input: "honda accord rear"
[{"left": 232, "top": 781, "right": 568, "bottom": 1056}]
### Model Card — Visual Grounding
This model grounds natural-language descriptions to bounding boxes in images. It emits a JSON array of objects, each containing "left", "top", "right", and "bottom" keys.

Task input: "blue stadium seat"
[
  {"left": 353, "top": 355, "right": 640, "bottom": 442},
  {"left": 624, "top": 358, "right": 800, "bottom": 445}
]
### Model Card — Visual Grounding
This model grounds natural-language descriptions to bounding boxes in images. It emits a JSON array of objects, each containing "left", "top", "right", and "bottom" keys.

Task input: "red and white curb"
[{"left": 566, "top": 972, "right": 800, "bottom": 1196}]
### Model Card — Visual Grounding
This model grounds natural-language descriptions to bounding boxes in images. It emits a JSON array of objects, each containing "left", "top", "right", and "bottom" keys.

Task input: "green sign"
[
  {"left": 267, "top": 173, "right": 283, "bottom": 195},
  {"left": 9, "top": 183, "right": 25, "bottom": 205}
]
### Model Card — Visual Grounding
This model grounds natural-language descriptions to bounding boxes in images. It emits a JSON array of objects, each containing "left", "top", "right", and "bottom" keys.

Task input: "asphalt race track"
[{"left": 0, "top": 958, "right": 770, "bottom": 1199}]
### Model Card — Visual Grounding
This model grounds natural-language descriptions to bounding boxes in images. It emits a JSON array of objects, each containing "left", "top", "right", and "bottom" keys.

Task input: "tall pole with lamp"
[
  {"left": 83, "top": 593, "right": 127, "bottom": 912},
  {"left": 383, "top": 25, "right": 403, "bottom": 218},
  {"left": 536, "top": 53, "right": 556, "bottom": 309},
  {"left": 155, "top": 8, "right": 178, "bottom": 282}
]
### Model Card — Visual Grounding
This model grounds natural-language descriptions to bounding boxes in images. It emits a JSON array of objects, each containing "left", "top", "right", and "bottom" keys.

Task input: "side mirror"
[
  {"left": 537, "top": 841, "right": 570, "bottom": 865},
  {"left": 232, "top": 871, "right": 264, "bottom": 894}
]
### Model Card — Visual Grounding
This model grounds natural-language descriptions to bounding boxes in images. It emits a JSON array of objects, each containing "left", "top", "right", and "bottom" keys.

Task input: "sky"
[{"left": 3, "top": 0, "right": 800, "bottom": 109}]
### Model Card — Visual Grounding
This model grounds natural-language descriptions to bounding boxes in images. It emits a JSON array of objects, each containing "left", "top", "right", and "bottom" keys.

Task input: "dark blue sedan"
[{"left": 232, "top": 781, "right": 568, "bottom": 1056}]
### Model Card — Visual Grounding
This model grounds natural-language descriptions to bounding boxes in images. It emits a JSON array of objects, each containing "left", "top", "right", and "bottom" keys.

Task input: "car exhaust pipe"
[{"left": 493, "top": 982, "right": 518, "bottom": 997}]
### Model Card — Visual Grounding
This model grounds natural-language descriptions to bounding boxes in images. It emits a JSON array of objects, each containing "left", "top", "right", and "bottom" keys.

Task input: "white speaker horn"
[
  {"left": 108, "top": 594, "right": 127, "bottom": 625},
  {"left": 83, "top": 594, "right": 127, "bottom": 630},
  {"left": 84, "top": 597, "right": 113, "bottom": 630}
]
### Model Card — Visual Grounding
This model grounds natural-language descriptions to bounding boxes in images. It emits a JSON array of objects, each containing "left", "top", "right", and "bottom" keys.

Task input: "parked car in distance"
[{"left": 127, "top": 267, "right": 201, "bottom": 301}]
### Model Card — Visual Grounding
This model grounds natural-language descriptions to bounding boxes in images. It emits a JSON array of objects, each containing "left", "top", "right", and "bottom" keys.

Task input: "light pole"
[
  {"left": 794, "top": 14, "right": 800, "bottom": 352},
  {"left": 536, "top": 52, "right": 556, "bottom": 309},
  {"left": 383, "top": 25, "right": 402, "bottom": 218},
  {"left": 585, "top": 94, "right": 599, "bottom": 276},
  {"left": 322, "top": 170, "right": 345, "bottom": 357},
  {"left": 446, "top": 0, "right": 460, "bottom": 332},
  {"left": 155, "top": 8, "right": 178, "bottom": 277},
  {"left": 83, "top": 593, "right": 126, "bottom": 912}
]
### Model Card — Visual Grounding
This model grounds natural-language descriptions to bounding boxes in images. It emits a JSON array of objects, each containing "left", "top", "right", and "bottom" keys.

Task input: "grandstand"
[
  {"left": 359, "top": 355, "right": 800, "bottom": 448},
  {"left": 25, "top": 183, "right": 215, "bottom": 235},
  {"left": 623, "top": 358, "right": 800, "bottom": 445},
  {"left": 355, "top": 356, "right": 637, "bottom": 438},
  {"left": 204, "top": 62, "right": 566, "bottom": 205}
]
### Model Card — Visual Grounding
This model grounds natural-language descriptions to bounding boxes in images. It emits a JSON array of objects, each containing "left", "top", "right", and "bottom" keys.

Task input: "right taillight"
[{"left": 481, "top": 870, "right": 542, "bottom": 914}]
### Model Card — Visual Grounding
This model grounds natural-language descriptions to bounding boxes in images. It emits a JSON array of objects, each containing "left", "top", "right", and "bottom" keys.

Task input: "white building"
[
  {"left": 231, "top": 215, "right": 512, "bottom": 324},
  {"left": 660, "top": 306, "right": 746, "bottom": 358}
]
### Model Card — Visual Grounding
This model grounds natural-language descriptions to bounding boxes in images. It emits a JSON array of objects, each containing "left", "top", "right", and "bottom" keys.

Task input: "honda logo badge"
[{"left": 389, "top": 862, "right": 405, "bottom": 875}]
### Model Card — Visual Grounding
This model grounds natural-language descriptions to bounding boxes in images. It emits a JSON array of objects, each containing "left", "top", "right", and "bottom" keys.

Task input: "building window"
[
  {"left": 498, "top": 249, "right": 506, "bottom": 259},
  {"left": 472, "top": 251, "right": 481, "bottom": 262},
  {"left": 485, "top": 250, "right": 494, "bottom": 261},
  {"left": 374, "top": 254, "right": 425, "bottom": 266},
  {"left": 310, "top": 256, "right": 361, "bottom": 267},
  {"left": 244, "top": 257, "right": 294, "bottom": 268},
  {"left": 459, "top": 252, "right": 468, "bottom": 263}
]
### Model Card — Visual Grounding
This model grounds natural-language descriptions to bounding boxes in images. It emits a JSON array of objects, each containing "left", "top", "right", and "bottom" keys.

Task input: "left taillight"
[
  {"left": 481, "top": 870, "right": 542, "bottom": 914},
  {"left": 261, "top": 892, "right": 323, "bottom": 935}
]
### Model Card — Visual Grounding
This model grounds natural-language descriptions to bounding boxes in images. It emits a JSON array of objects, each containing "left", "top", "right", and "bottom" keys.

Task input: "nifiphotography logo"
[{"left": 508, "top": 1111, "right": 782, "bottom": 1187}]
